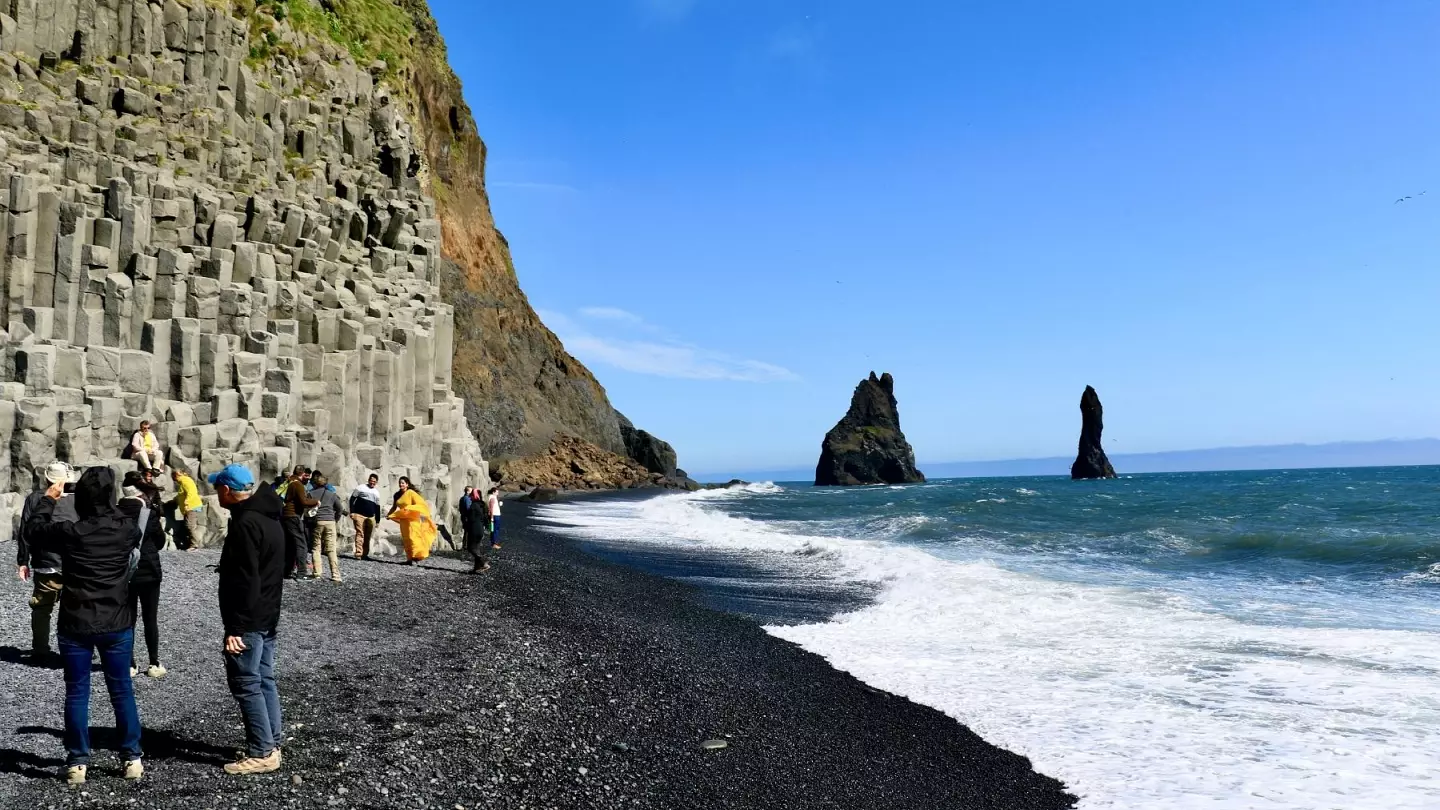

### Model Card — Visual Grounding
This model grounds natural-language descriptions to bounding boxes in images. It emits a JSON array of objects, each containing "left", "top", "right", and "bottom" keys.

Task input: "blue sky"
[{"left": 431, "top": 0, "right": 1440, "bottom": 476}]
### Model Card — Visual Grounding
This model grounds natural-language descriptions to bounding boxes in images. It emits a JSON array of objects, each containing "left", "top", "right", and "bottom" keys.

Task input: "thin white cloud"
[
  {"left": 579, "top": 306, "right": 644, "bottom": 324},
  {"left": 539, "top": 308, "right": 797, "bottom": 383},
  {"left": 491, "top": 181, "right": 579, "bottom": 193}
]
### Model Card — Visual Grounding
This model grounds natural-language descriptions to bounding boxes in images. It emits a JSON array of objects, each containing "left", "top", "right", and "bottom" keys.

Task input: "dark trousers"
[
  {"left": 465, "top": 523, "right": 490, "bottom": 569},
  {"left": 284, "top": 517, "right": 310, "bottom": 578},
  {"left": 224, "top": 629, "right": 282, "bottom": 759},
  {"left": 129, "top": 581, "right": 161, "bottom": 668},
  {"left": 29, "top": 572, "right": 62, "bottom": 653},
  {"left": 59, "top": 629, "right": 143, "bottom": 766}
]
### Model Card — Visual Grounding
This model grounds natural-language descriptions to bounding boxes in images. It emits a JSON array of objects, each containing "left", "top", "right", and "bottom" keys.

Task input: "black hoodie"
[
  {"left": 23, "top": 468, "right": 139, "bottom": 636},
  {"left": 218, "top": 485, "right": 286, "bottom": 637}
]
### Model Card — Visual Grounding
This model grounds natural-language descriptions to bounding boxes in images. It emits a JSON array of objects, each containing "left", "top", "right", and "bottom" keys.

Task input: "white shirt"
[{"left": 487, "top": 491, "right": 501, "bottom": 517}]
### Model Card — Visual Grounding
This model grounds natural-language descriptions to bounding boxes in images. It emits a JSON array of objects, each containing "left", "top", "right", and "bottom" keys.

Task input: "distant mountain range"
[{"left": 696, "top": 439, "right": 1440, "bottom": 484}]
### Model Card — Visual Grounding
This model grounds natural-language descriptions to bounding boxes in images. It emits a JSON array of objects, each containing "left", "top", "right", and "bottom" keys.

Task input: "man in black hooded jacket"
[
  {"left": 211, "top": 463, "right": 287, "bottom": 776},
  {"left": 24, "top": 467, "right": 145, "bottom": 785}
]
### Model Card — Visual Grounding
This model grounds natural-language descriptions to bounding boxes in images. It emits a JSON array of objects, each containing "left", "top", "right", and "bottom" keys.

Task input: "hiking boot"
[
  {"left": 123, "top": 759, "right": 144, "bottom": 781},
  {"left": 224, "top": 749, "right": 281, "bottom": 775},
  {"left": 331, "top": 576, "right": 343, "bottom": 583},
  {"left": 146, "top": 664, "right": 167, "bottom": 678},
  {"left": 65, "top": 765, "right": 86, "bottom": 785}
]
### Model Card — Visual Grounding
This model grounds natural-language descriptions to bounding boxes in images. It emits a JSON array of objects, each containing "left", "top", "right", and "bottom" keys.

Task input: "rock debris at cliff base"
[{"left": 0, "top": 505, "right": 1077, "bottom": 810}]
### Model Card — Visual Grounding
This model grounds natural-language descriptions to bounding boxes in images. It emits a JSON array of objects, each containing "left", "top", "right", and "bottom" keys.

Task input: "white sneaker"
[
  {"left": 123, "top": 759, "right": 143, "bottom": 781},
  {"left": 65, "top": 765, "right": 86, "bottom": 785},
  {"left": 146, "top": 664, "right": 167, "bottom": 678},
  {"left": 129, "top": 666, "right": 138, "bottom": 678}
]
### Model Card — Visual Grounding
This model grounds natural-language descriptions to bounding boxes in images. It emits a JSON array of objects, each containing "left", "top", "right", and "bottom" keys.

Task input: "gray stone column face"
[{"left": 0, "top": 1, "right": 490, "bottom": 545}]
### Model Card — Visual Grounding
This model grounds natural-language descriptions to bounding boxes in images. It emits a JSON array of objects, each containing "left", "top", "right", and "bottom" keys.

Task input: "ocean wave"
[{"left": 534, "top": 489, "right": 1440, "bottom": 809}]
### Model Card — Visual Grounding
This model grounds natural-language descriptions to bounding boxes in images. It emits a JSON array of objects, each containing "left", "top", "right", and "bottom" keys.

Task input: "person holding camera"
[
  {"left": 16, "top": 462, "right": 79, "bottom": 663},
  {"left": 23, "top": 466, "right": 145, "bottom": 785}
]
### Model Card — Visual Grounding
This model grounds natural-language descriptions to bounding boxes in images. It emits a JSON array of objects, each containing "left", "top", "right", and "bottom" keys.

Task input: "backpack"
[
  {"left": 126, "top": 504, "right": 149, "bottom": 582},
  {"left": 121, "top": 432, "right": 137, "bottom": 460}
]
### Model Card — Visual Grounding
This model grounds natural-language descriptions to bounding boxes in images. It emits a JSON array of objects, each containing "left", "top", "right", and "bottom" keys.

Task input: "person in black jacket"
[
  {"left": 460, "top": 486, "right": 491, "bottom": 574},
  {"left": 16, "top": 461, "right": 78, "bottom": 661},
  {"left": 119, "top": 472, "right": 166, "bottom": 679},
  {"left": 210, "top": 464, "right": 287, "bottom": 776},
  {"left": 24, "top": 466, "right": 145, "bottom": 785}
]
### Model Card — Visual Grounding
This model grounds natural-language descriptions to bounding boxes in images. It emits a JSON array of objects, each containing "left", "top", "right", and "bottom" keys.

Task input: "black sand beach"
[{"left": 0, "top": 499, "right": 1076, "bottom": 809}]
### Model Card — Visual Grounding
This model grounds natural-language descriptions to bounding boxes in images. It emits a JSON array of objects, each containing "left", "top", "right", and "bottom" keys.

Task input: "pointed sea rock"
[
  {"left": 815, "top": 372, "right": 925, "bottom": 486},
  {"left": 1071, "top": 385, "right": 1117, "bottom": 480}
]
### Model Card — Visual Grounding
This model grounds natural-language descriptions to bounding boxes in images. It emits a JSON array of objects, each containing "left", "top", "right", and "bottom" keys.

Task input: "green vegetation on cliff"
[{"left": 241, "top": 0, "right": 415, "bottom": 83}]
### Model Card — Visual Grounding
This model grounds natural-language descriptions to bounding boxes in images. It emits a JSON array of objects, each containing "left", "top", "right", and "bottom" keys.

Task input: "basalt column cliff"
[
  {"left": 0, "top": 0, "right": 686, "bottom": 546},
  {"left": 0, "top": 0, "right": 503, "bottom": 545}
]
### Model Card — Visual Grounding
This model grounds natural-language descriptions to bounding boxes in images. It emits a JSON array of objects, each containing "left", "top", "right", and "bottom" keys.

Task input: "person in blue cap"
[{"left": 208, "top": 464, "right": 288, "bottom": 776}]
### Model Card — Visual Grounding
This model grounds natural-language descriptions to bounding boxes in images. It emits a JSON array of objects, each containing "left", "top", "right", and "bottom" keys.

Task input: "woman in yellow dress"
[{"left": 387, "top": 477, "right": 437, "bottom": 564}]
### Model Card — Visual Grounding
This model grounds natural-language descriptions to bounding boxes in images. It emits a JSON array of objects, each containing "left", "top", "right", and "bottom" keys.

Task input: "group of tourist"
[{"left": 13, "top": 453, "right": 505, "bottom": 785}]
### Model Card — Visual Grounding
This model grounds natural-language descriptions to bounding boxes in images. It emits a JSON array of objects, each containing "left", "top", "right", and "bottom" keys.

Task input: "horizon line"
[{"left": 689, "top": 437, "right": 1440, "bottom": 479}]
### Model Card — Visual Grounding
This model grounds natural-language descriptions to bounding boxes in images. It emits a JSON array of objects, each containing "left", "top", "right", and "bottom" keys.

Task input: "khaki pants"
[
  {"left": 29, "top": 573, "right": 62, "bottom": 653},
  {"left": 351, "top": 515, "right": 376, "bottom": 558},
  {"left": 135, "top": 448, "right": 164, "bottom": 471},
  {"left": 184, "top": 509, "right": 204, "bottom": 549},
  {"left": 310, "top": 520, "right": 342, "bottom": 581}
]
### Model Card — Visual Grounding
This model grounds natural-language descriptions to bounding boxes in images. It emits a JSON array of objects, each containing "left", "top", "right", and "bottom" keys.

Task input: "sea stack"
[
  {"left": 815, "top": 373, "right": 926, "bottom": 486},
  {"left": 1071, "top": 386, "right": 1118, "bottom": 480}
]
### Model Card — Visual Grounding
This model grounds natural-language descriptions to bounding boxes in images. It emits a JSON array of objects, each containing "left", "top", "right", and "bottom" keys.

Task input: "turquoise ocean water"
[{"left": 533, "top": 467, "right": 1440, "bottom": 809}]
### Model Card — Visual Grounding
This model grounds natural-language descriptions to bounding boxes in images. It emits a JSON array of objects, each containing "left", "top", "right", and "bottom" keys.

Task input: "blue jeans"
[
  {"left": 492, "top": 515, "right": 501, "bottom": 544},
  {"left": 224, "top": 629, "right": 283, "bottom": 758},
  {"left": 58, "top": 630, "right": 143, "bottom": 766}
]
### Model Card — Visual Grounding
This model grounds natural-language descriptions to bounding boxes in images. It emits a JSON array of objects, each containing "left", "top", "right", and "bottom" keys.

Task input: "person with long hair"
[
  {"left": 23, "top": 467, "right": 145, "bottom": 785},
  {"left": 120, "top": 472, "right": 166, "bottom": 678},
  {"left": 386, "top": 477, "right": 437, "bottom": 565}
]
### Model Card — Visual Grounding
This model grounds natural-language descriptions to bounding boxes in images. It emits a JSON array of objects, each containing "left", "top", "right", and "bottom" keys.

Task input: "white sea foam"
[{"left": 534, "top": 491, "right": 1440, "bottom": 809}]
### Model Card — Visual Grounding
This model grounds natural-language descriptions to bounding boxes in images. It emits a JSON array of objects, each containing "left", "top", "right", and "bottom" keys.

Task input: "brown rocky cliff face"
[{"left": 396, "top": 1, "right": 625, "bottom": 461}]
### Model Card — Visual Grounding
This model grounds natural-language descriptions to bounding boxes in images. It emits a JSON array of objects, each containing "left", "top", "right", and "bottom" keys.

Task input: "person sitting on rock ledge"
[
  {"left": 387, "top": 477, "right": 437, "bottom": 566},
  {"left": 125, "top": 421, "right": 165, "bottom": 474}
]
